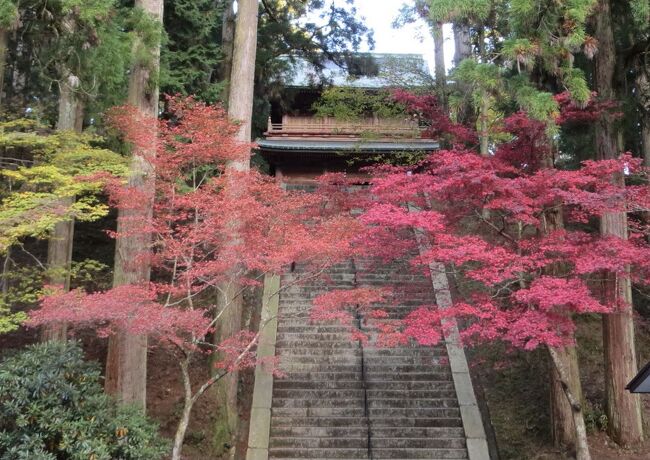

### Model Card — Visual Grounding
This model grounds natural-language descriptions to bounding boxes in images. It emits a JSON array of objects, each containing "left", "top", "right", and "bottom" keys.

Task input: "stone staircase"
[{"left": 267, "top": 256, "right": 470, "bottom": 460}]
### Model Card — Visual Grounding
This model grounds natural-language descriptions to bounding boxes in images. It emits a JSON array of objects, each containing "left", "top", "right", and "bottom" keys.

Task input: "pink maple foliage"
[
  {"left": 313, "top": 91, "right": 650, "bottom": 353},
  {"left": 31, "top": 96, "right": 362, "bottom": 359}
]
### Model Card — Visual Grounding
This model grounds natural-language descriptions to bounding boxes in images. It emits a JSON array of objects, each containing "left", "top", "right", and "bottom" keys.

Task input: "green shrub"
[{"left": 0, "top": 341, "right": 168, "bottom": 460}]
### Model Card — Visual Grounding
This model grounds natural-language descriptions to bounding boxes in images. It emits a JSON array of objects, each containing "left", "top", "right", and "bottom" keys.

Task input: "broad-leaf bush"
[{"left": 0, "top": 341, "right": 167, "bottom": 460}]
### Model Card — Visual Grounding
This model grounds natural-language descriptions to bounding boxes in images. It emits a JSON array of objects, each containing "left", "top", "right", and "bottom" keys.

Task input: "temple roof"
[
  {"left": 257, "top": 138, "right": 439, "bottom": 153},
  {"left": 282, "top": 53, "right": 431, "bottom": 89}
]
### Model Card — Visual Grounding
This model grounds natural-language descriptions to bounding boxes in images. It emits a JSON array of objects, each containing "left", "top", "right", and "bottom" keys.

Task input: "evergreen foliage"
[
  {"left": 313, "top": 88, "right": 407, "bottom": 121},
  {"left": 160, "top": 0, "right": 223, "bottom": 103},
  {"left": 0, "top": 0, "right": 17, "bottom": 28},
  {"left": 3, "top": 1, "right": 135, "bottom": 123},
  {"left": 0, "top": 341, "right": 167, "bottom": 460}
]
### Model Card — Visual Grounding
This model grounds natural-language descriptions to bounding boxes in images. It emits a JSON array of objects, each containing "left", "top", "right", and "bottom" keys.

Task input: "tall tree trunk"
[
  {"left": 642, "top": 113, "right": 650, "bottom": 168},
  {"left": 478, "top": 90, "right": 490, "bottom": 156},
  {"left": 0, "top": 28, "right": 8, "bottom": 107},
  {"left": 635, "top": 55, "right": 650, "bottom": 167},
  {"left": 214, "top": 0, "right": 259, "bottom": 455},
  {"left": 41, "top": 72, "right": 82, "bottom": 342},
  {"left": 548, "top": 347, "right": 592, "bottom": 460},
  {"left": 220, "top": 0, "right": 236, "bottom": 103},
  {"left": 453, "top": 21, "right": 473, "bottom": 125},
  {"left": 432, "top": 21, "right": 446, "bottom": 107},
  {"left": 594, "top": 0, "right": 644, "bottom": 446},
  {"left": 0, "top": 6, "right": 18, "bottom": 107},
  {"left": 228, "top": 0, "right": 258, "bottom": 150},
  {"left": 105, "top": 0, "right": 163, "bottom": 409},
  {"left": 452, "top": 21, "right": 471, "bottom": 67},
  {"left": 550, "top": 346, "right": 584, "bottom": 455},
  {"left": 541, "top": 200, "right": 589, "bottom": 458}
]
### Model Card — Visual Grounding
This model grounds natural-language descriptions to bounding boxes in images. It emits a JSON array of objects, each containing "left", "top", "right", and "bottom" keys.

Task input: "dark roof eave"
[
  {"left": 256, "top": 140, "right": 440, "bottom": 154},
  {"left": 626, "top": 361, "right": 650, "bottom": 393}
]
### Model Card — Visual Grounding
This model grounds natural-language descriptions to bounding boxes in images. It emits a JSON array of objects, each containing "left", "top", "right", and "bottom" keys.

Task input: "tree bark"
[
  {"left": 105, "top": 0, "right": 163, "bottom": 409},
  {"left": 432, "top": 21, "right": 446, "bottom": 105},
  {"left": 228, "top": 0, "right": 258, "bottom": 150},
  {"left": 452, "top": 21, "right": 473, "bottom": 125},
  {"left": 642, "top": 113, "right": 650, "bottom": 169},
  {"left": 452, "top": 21, "right": 471, "bottom": 67},
  {"left": 540, "top": 201, "right": 588, "bottom": 457},
  {"left": 548, "top": 347, "right": 592, "bottom": 460},
  {"left": 594, "top": 0, "right": 644, "bottom": 446},
  {"left": 0, "top": 5, "right": 18, "bottom": 107},
  {"left": 478, "top": 90, "right": 490, "bottom": 156},
  {"left": 550, "top": 346, "right": 584, "bottom": 455},
  {"left": 220, "top": 0, "right": 236, "bottom": 103},
  {"left": 0, "top": 28, "right": 8, "bottom": 107},
  {"left": 635, "top": 54, "right": 650, "bottom": 167},
  {"left": 41, "top": 72, "right": 82, "bottom": 342},
  {"left": 171, "top": 360, "right": 194, "bottom": 460},
  {"left": 214, "top": 282, "right": 242, "bottom": 457},
  {"left": 600, "top": 213, "right": 643, "bottom": 446},
  {"left": 214, "top": 0, "right": 259, "bottom": 455}
]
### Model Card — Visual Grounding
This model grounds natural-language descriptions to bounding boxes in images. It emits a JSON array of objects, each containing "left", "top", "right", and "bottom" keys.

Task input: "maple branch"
[
  {"left": 491, "top": 278, "right": 524, "bottom": 298},
  {"left": 474, "top": 209, "right": 516, "bottom": 242},
  {"left": 17, "top": 244, "right": 46, "bottom": 270}
]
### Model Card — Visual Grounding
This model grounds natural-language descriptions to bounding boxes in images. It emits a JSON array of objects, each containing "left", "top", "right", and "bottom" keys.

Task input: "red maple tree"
[
  {"left": 313, "top": 92, "right": 650, "bottom": 458},
  {"left": 29, "top": 96, "right": 362, "bottom": 459}
]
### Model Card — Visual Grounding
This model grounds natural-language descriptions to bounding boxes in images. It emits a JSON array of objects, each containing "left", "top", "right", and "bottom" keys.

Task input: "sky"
[{"left": 349, "top": 0, "right": 455, "bottom": 73}]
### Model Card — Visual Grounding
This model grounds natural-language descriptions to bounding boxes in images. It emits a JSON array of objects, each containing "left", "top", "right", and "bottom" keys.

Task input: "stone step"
[
  {"left": 276, "top": 371, "right": 453, "bottom": 381},
  {"left": 273, "top": 380, "right": 457, "bottom": 391},
  {"left": 279, "top": 364, "right": 446, "bottom": 373},
  {"left": 367, "top": 399, "right": 459, "bottom": 409},
  {"left": 271, "top": 416, "right": 463, "bottom": 428},
  {"left": 363, "top": 347, "right": 446, "bottom": 356},
  {"left": 366, "top": 358, "right": 448, "bottom": 366},
  {"left": 276, "top": 372, "right": 363, "bottom": 381},
  {"left": 268, "top": 447, "right": 369, "bottom": 459},
  {"left": 364, "top": 365, "right": 451, "bottom": 373},
  {"left": 278, "top": 356, "right": 362, "bottom": 364},
  {"left": 270, "top": 426, "right": 465, "bottom": 439},
  {"left": 281, "top": 290, "right": 353, "bottom": 297},
  {"left": 277, "top": 326, "right": 358, "bottom": 333},
  {"left": 278, "top": 365, "right": 363, "bottom": 373},
  {"left": 371, "top": 448, "right": 468, "bottom": 459},
  {"left": 272, "top": 398, "right": 365, "bottom": 409},
  {"left": 275, "top": 341, "right": 360, "bottom": 349},
  {"left": 270, "top": 437, "right": 368, "bottom": 449},
  {"left": 363, "top": 372, "right": 453, "bottom": 381},
  {"left": 269, "top": 448, "right": 468, "bottom": 459},
  {"left": 271, "top": 416, "right": 368, "bottom": 428},
  {"left": 276, "top": 349, "right": 361, "bottom": 356},
  {"left": 367, "top": 389, "right": 458, "bottom": 399},
  {"left": 271, "top": 407, "right": 461, "bottom": 418},
  {"left": 376, "top": 438, "right": 466, "bottom": 450},
  {"left": 272, "top": 398, "right": 459, "bottom": 409},
  {"left": 277, "top": 353, "right": 444, "bottom": 363},
  {"left": 271, "top": 407, "right": 367, "bottom": 417},
  {"left": 272, "top": 389, "right": 457, "bottom": 399},
  {"left": 371, "top": 427, "right": 465, "bottom": 438},
  {"left": 270, "top": 437, "right": 467, "bottom": 450},
  {"left": 271, "top": 426, "right": 370, "bottom": 438},
  {"left": 277, "top": 333, "right": 357, "bottom": 341}
]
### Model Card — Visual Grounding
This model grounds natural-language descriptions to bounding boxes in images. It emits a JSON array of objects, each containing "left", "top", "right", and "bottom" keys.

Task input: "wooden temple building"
[{"left": 257, "top": 53, "right": 439, "bottom": 187}]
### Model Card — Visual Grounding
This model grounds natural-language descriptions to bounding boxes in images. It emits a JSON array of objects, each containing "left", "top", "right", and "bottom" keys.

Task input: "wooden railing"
[{"left": 265, "top": 116, "right": 424, "bottom": 138}]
